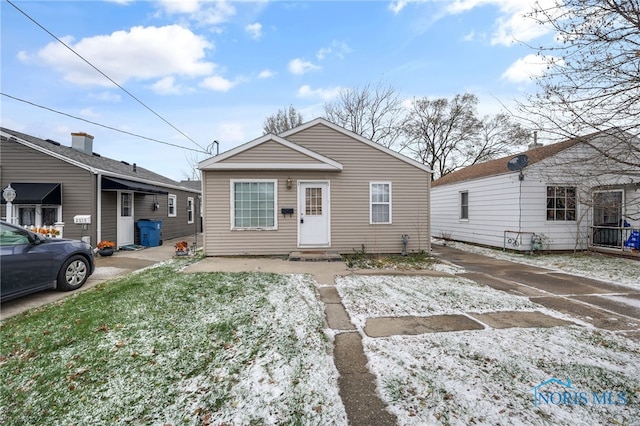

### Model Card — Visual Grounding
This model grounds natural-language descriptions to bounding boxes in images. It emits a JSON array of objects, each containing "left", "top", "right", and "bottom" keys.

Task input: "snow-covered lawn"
[
  {"left": 336, "top": 273, "right": 640, "bottom": 425},
  {"left": 0, "top": 262, "right": 347, "bottom": 425},
  {"left": 1, "top": 247, "right": 638, "bottom": 425}
]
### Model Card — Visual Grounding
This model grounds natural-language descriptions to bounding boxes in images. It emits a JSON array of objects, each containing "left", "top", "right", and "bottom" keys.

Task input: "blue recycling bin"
[{"left": 136, "top": 219, "right": 162, "bottom": 247}]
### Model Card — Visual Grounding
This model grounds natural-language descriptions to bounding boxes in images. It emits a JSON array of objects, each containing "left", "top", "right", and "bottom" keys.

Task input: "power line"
[
  {"left": 1, "top": 93, "right": 206, "bottom": 154},
  {"left": 5, "top": 0, "right": 209, "bottom": 153}
]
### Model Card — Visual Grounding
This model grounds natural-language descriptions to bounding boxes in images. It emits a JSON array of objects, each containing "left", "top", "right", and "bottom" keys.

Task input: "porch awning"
[
  {"left": 1, "top": 183, "right": 61, "bottom": 204},
  {"left": 102, "top": 176, "right": 168, "bottom": 195}
]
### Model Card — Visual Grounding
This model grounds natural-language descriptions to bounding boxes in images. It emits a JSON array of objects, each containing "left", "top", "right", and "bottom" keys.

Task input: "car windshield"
[{"left": 0, "top": 222, "right": 32, "bottom": 246}]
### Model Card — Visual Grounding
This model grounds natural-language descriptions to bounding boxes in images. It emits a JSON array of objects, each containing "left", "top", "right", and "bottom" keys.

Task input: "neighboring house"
[
  {"left": 1, "top": 128, "right": 202, "bottom": 248},
  {"left": 431, "top": 129, "right": 640, "bottom": 254},
  {"left": 199, "top": 118, "right": 432, "bottom": 256}
]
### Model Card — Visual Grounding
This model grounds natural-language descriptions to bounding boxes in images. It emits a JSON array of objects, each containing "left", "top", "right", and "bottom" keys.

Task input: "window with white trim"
[
  {"left": 168, "top": 194, "right": 177, "bottom": 217},
  {"left": 187, "top": 197, "right": 194, "bottom": 224},
  {"left": 370, "top": 182, "right": 392, "bottom": 224},
  {"left": 460, "top": 191, "right": 469, "bottom": 220},
  {"left": 231, "top": 180, "right": 277, "bottom": 229},
  {"left": 546, "top": 186, "right": 576, "bottom": 221},
  {"left": 15, "top": 205, "right": 61, "bottom": 227}
]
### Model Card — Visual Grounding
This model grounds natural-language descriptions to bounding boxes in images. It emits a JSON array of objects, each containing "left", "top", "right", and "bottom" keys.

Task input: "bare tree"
[
  {"left": 323, "top": 81, "right": 404, "bottom": 149},
  {"left": 262, "top": 105, "right": 303, "bottom": 135},
  {"left": 401, "top": 93, "right": 529, "bottom": 179},
  {"left": 518, "top": 0, "right": 640, "bottom": 145}
]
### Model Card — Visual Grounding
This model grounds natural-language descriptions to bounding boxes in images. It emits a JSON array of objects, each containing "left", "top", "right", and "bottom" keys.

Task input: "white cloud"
[
  {"left": 389, "top": 0, "right": 554, "bottom": 46},
  {"left": 296, "top": 85, "right": 342, "bottom": 101},
  {"left": 245, "top": 22, "right": 263, "bottom": 39},
  {"left": 79, "top": 107, "right": 100, "bottom": 118},
  {"left": 200, "top": 75, "right": 236, "bottom": 92},
  {"left": 32, "top": 25, "right": 214, "bottom": 87},
  {"left": 151, "top": 76, "right": 185, "bottom": 95},
  {"left": 389, "top": 0, "right": 409, "bottom": 14},
  {"left": 157, "top": 0, "right": 201, "bottom": 14},
  {"left": 288, "top": 58, "right": 320, "bottom": 75},
  {"left": 89, "top": 91, "right": 122, "bottom": 102},
  {"left": 502, "top": 53, "right": 559, "bottom": 83},
  {"left": 316, "top": 41, "right": 352, "bottom": 60},
  {"left": 258, "top": 69, "right": 275, "bottom": 79},
  {"left": 159, "top": 0, "right": 236, "bottom": 25}
]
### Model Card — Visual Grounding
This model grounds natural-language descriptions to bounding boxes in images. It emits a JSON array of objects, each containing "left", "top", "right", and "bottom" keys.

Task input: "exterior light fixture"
[
  {"left": 287, "top": 177, "right": 292, "bottom": 190},
  {"left": 3, "top": 184, "right": 17, "bottom": 224}
]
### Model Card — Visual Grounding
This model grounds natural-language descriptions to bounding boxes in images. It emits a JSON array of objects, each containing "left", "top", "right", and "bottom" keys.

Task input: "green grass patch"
[
  {"left": 344, "top": 246, "right": 438, "bottom": 270},
  {"left": 0, "top": 260, "right": 344, "bottom": 425}
]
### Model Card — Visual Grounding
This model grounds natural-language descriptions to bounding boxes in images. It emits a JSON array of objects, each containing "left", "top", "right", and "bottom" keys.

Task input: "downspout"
[
  {"left": 97, "top": 172, "right": 102, "bottom": 244},
  {"left": 427, "top": 171, "right": 432, "bottom": 252}
]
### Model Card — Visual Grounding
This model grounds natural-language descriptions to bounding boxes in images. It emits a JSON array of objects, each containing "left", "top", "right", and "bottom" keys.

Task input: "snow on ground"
[
  {"left": 436, "top": 240, "right": 640, "bottom": 291},
  {"left": 336, "top": 275, "right": 541, "bottom": 330},
  {"left": 336, "top": 248, "right": 640, "bottom": 425}
]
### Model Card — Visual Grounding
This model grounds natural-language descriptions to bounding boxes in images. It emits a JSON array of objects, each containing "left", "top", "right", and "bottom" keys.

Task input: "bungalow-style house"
[
  {"left": 1, "top": 128, "right": 202, "bottom": 248},
  {"left": 198, "top": 118, "right": 432, "bottom": 256},
  {"left": 431, "top": 129, "right": 640, "bottom": 254}
]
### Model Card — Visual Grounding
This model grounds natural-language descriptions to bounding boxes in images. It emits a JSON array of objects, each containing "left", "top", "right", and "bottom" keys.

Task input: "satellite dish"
[{"left": 507, "top": 154, "right": 529, "bottom": 171}]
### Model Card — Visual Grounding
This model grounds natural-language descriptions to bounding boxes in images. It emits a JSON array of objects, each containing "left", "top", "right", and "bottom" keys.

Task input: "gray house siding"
[
  {"left": 2, "top": 129, "right": 202, "bottom": 248},
  {"left": 0, "top": 139, "right": 96, "bottom": 242},
  {"left": 100, "top": 191, "right": 118, "bottom": 244}
]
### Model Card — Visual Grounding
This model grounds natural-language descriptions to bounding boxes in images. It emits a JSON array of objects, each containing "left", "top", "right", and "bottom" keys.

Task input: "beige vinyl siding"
[
  {"left": 0, "top": 139, "right": 96, "bottom": 243},
  {"left": 202, "top": 123, "right": 430, "bottom": 255},
  {"left": 224, "top": 140, "right": 320, "bottom": 163}
]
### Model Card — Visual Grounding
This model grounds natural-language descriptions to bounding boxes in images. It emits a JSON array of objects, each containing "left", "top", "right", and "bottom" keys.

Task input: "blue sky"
[{"left": 1, "top": 0, "right": 553, "bottom": 181}]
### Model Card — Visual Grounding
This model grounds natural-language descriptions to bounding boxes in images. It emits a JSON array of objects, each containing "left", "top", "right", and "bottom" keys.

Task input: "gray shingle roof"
[{"left": 1, "top": 127, "right": 199, "bottom": 193}]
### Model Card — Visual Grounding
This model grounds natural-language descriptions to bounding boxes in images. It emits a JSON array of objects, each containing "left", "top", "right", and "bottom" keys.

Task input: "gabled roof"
[
  {"left": 199, "top": 133, "right": 344, "bottom": 171},
  {"left": 1, "top": 127, "right": 199, "bottom": 193},
  {"left": 280, "top": 118, "right": 432, "bottom": 173},
  {"left": 432, "top": 134, "right": 591, "bottom": 187}
]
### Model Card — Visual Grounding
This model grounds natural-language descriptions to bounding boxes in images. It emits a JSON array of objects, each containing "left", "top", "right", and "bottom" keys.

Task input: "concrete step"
[{"left": 288, "top": 250, "right": 343, "bottom": 262}]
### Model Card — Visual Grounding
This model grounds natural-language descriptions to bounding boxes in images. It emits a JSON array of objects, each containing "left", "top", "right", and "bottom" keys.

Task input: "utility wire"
[
  {"left": 6, "top": 0, "right": 210, "bottom": 153},
  {"left": 2, "top": 93, "right": 206, "bottom": 154}
]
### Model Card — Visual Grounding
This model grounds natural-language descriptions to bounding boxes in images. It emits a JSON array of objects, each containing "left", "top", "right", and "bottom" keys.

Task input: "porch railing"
[{"left": 590, "top": 226, "right": 640, "bottom": 251}]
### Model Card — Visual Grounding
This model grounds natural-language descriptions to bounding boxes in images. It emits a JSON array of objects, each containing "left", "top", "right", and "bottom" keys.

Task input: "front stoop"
[{"left": 288, "top": 250, "right": 343, "bottom": 262}]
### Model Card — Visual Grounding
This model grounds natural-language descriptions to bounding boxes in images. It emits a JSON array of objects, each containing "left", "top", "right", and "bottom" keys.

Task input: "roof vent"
[
  {"left": 45, "top": 139, "right": 61, "bottom": 146},
  {"left": 71, "top": 132, "right": 94, "bottom": 155},
  {"left": 121, "top": 160, "right": 130, "bottom": 165},
  {"left": 133, "top": 163, "right": 137, "bottom": 173}
]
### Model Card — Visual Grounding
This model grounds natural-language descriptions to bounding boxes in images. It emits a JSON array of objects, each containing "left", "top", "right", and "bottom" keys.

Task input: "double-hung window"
[
  {"left": 460, "top": 191, "right": 469, "bottom": 220},
  {"left": 168, "top": 194, "right": 177, "bottom": 217},
  {"left": 187, "top": 197, "right": 194, "bottom": 224},
  {"left": 231, "top": 180, "right": 277, "bottom": 230},
  {"left": 370, "top": 182, "right": 392, "bottom": 224},
  {"left": 546, "top": 186, "right": 576, "bottom": 221}
]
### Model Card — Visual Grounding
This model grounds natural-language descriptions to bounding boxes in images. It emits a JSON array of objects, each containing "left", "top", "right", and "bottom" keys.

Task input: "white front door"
[
  {"left": 298, "top": 181, "right": 330, "bottom": 247},
  {"left": 117, "top": 192, "right": 134, "bottom": 247}
]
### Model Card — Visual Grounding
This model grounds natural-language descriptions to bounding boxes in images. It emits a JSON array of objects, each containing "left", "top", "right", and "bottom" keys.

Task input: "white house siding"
[
  {"left": 202, "top": 124, "right": 431, "bottom": 256},
  {"left": 432, "top": 133, "right": 640, "bottom": 252},
  {"left": 431, "top": 173, "right": 524, "bottom": 248}
]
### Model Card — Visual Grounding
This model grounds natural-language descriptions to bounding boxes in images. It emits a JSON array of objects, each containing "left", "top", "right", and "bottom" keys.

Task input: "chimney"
[
  {"left": 71, "top": 132, "right": 94, "bottom": 155},
  {"left": 528, "top": 131, "right": 543, "bottom": 149}
]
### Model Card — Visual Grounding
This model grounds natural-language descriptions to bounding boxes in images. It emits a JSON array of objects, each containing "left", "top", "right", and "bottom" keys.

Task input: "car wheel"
[{"left": 57, "top": 255, "right": 90, "bottom": 291}]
